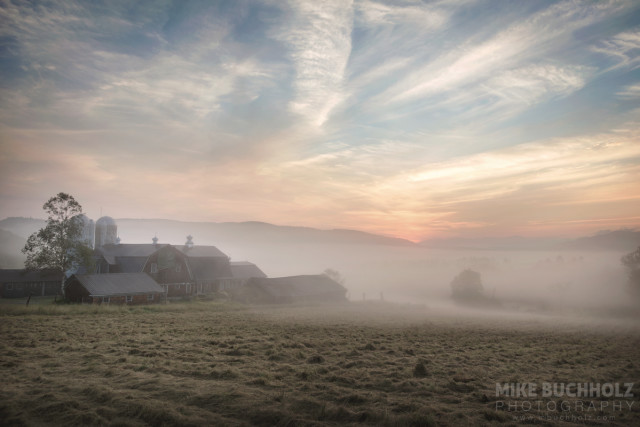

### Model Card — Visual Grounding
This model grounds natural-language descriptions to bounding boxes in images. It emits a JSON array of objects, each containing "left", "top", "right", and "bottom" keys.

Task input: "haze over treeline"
[{"left": 2, "top": 216, "right": 638, "bottom": 313}]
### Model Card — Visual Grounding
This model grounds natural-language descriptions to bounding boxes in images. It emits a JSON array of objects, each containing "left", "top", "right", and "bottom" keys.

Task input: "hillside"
[
  {"left": 0, "top": 217, "right": 416, "bottom": 249},
  {"left": 113, "top": 219, "right": 416, "bottom": 247},
  {"left": 0, "top": 228, "right": 27, "bottom": 268},
  {"left": 420, "top": 235, "right": 563, "bottom": 251},
  {"left": 421, "top": 229, "right": 640, "bottom": 252},
  {"left": 0, "top": 217, "right": 45, "bottom": 239},
  {"left": 557, "top": 229, "right": 640, "bottom": 252}
]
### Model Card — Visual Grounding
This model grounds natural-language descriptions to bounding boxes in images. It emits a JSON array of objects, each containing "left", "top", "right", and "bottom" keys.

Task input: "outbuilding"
[
  {"left": 0, "top": 269, "right": 63, "bottom": 298},
  {"left": 218, "top": 261, "right": 268, "bottom": 291},
  {"left": 65, "top": 273, "right": 165, "bottom": 304}
]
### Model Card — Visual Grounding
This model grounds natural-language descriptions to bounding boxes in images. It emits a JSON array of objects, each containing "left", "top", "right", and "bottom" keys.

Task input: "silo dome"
[{"left": 95, "top": 216, "right": 117, "bottom": 248}]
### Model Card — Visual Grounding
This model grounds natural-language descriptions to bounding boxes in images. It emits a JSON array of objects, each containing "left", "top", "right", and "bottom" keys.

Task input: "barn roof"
[
  {"left": 175, "top": 245, "right": 228, "bottom": 258},
  {"left": 97, "top": 244, "right": 169, "bottom": 265},
  {"left": 70, "top": 273, "right": 164, "bottom": 296},
  {"left": 187, "top": 258, "right": 233, "bottom": 283},
  {"left": 230, "top": 262, "right": 267, "bottom": 279},
  {"left": 0, "top": 269, "right": 63, "bottom": 283},
  {"left": 246, "top": 275, "right": 346, "bottom": 298},
  {"left": 114, "top": 256, "right": 150, "bottom": 273}
]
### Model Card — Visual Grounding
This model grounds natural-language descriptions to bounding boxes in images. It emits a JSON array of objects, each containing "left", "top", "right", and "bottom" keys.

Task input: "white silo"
[
  {"left": 76, "top": 214, "right": 95, "bottom": 248},
  {"left": 95, "top": 216, "right": 117, "bottom": 248}
]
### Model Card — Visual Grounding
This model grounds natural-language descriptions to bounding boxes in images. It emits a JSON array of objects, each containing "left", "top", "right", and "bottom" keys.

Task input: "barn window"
[
  {"left": 151, "top": 263, "right": 158, "bottom": 273},
  {"left": 6, "top": 283, "right": 13, "bottom": 290},
  {"left": 175, "top": 264, "right": 181, "bottom": 273},
  {"left": 102, "top": 297, "right": 110, "bottom": 303},
  {"left": 126, "top": 295, "right": 133, "bottom": 303},
  {"left": 186, "top": 284, "right": 191, "bottom": 294},
  {"left": 147, "top": 294, "right": 154, "bottom": 301}
]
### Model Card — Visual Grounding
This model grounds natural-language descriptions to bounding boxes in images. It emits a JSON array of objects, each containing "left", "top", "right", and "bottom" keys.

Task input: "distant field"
[{"left": 1, "top": 301, "right": 639, "bottom": 426}]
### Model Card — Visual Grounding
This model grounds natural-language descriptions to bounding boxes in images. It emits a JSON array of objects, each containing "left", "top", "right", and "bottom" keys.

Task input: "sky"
[{"left": 0, "top": 0, "right": 639, "bottom": 242}]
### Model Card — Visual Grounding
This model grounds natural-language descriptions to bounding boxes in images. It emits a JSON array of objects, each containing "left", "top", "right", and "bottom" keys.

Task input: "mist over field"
[
  {"left": 103, "top": 219, "right": 635, "bottom": 313},
  {"left": 3, "top": 216, "right": 636, "bottom": 317}
]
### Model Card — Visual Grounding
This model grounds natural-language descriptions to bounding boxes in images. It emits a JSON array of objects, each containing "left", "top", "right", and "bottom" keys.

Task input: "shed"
[
  {"left": 65, "top": 273, "right": 165, "bottom": 304},
  {"left": 218, "top": 261, "right": 267, "bottom": 291},
  {"left": 242, "top": 275, "right": 347, "bottom": 304},
  {"left": 0, "top": 269, "right": 63, "bottom": 298}
]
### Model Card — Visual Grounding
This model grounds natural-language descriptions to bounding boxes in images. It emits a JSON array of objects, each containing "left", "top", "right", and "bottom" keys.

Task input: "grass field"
[{"left": 1, "top": 300, "right": 639, "bottom": 426}]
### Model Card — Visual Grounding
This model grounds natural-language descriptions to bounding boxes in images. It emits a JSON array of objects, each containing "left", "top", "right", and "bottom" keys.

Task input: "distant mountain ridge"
[
  {"left": 115, "top": 219, "right": 418, "bottom": 247},
  {"left": 421, "top": 229, "right": 640, "bottom": 252},
  {"left": 556, "top": 229, "right": 640, "bottom": 252},
  {"left": 2, "top": 217, "right": 638, "bottom": 252},
  {"left": 420, "top": 235, "right": 563, "bottom": 251},
  {"left": 0, "top": 217, "right": 416, "bottom": 248},
  {"left": 0, "top": 228, "right": 27, "bottom": 268},
  {"left": 0, "top": 217, "right": 45, "bottom": 239}
]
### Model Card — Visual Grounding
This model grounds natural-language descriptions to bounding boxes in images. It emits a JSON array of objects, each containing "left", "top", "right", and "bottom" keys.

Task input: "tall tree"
[{"left": 22, "top": 193, "right": 93, "bottom": 296}]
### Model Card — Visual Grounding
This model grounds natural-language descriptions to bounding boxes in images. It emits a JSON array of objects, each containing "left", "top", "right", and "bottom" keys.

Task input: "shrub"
[
  {"left": 413, "top": 361, "right": 428, "bottom": 378},
  {"left": 450, "top": 269, "right": 484, "bottom": 302}
]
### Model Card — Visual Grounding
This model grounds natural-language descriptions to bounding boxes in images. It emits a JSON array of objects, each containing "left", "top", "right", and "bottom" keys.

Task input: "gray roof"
[
  {"left": 0, "top": 269, "right": 63, "bottom": 283},
  {"left": 96, "top": 244, "right": 231, "bottom": 278},
  {"left": 71, "top": 273, "right": 164, "bottom": 296},
  {"left": 230, "top": 262, "right": 267, "bottom": 279},
  {"left": 114, "top": 257, "right": 149, "bottom": 273},
  {"left": 97, "top": 244, "right": 169, "bottom": 265},
  {"left": 175, "top": 245, "right": 228, "bottom": 258},
  {"left": 247, "top": 275, "right": 346, "bottom": 298}
]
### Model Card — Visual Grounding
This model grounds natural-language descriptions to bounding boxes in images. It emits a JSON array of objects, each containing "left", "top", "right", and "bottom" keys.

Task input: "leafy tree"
[
  {"left": 450, "top": 268, "right": 484, "bottom": 301},
  {"left": 621, "top": 246, "right": 640, "bottom": 298},
  {"left": 22, "top": 193, "right": 93, "bottom": 296}
]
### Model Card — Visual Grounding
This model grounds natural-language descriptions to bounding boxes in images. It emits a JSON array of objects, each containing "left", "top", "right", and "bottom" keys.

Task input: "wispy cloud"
[
  {"left": 593, "top": 29, "right": 640, "bottom": 70},
  {"left": 364, "top": 1, "right": 625, "bottom": 121},
  {"left": 268, "top": 124, "right": 640, "bottom": 239},
  {"left": 0, "top": 0, "right": 639, "bottom": 239},
  {"left": 272, "top": 0, "right": 354, "bottom": 127},
  {"left": 616, "top": 84, "right": 640, "bottom": 99}
]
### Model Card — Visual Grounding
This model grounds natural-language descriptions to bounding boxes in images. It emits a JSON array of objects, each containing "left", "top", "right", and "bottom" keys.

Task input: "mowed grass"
[{"left": 1, "top": 301, "right": 639, "bottom": 426}]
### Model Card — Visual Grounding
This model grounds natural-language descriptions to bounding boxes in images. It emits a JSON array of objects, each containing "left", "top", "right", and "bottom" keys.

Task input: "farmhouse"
[
  {"left": 241, "top": 275, "right": 347, "bottom": 304},
  {"left": 65, "top": 273, "right": 165, "bottom": 304},
  {"left": 0, "top": 269, "right": 63, "bottom": 298}
]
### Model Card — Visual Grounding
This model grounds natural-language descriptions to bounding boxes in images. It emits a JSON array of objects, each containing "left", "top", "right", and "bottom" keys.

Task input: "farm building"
[
  {"left": 240, "top": 275, "right": 347, "bottom": 304},
  {"left": 141, "top": 236, "right": 234, "bottom": 297},
  {"left": 142, "top": 244, "right": 194, "bottom": 297},
  {"left": 94, "top": 239, "right": 169, "bottom": 273},
  {"left": 65, "top": 273, "right": 165, "bottom": 304},
  {"left": 218, "top": 261, "right": 268, "bottom": 291},
  {"left": 0, "top": 269, "right": 63, "bottom": 298},
  {"left": 175, "top": 237, "right": 233, "bottom": 294}
]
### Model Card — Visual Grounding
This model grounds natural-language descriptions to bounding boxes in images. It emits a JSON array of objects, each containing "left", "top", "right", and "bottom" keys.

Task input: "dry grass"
[{"left": 0, "top": 300, "right": 639, "bottom": 426}]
